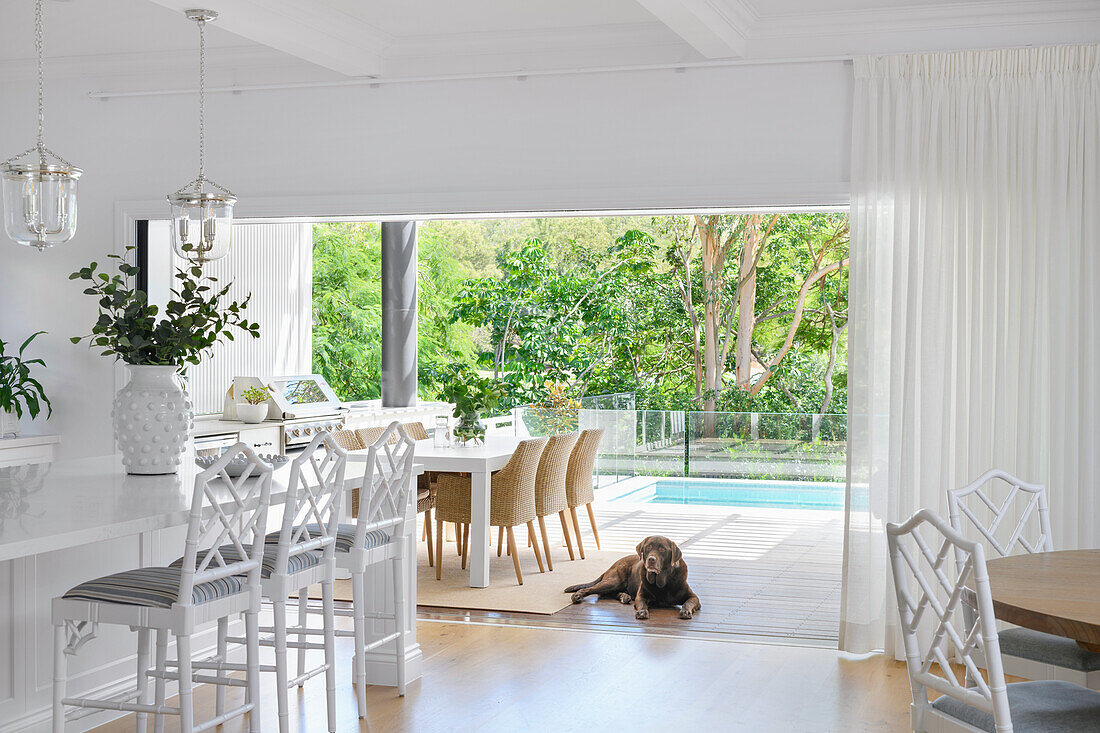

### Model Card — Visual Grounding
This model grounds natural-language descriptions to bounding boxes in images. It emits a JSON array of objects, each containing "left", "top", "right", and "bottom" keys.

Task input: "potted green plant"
[
  {"left": 439, "top": 364, "right": 504, "bottom": 445},
  {"left": 0, "top": 331, "right": 52, "bottom": 438},
  {"left": 70, "top": 251, "right": 259, "bottom": 474},
  {"left": 236, "top": 385, "right": 272, "bottom": 424}
]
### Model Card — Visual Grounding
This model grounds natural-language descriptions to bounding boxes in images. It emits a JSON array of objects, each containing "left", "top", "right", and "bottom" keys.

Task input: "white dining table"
[{"left": 413, "top": 436, "right": 522, "bottom": 588}]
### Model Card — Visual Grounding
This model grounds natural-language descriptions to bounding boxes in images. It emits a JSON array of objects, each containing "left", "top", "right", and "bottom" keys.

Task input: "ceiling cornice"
[
  {"left": 634, "top": 0, "right": 753, "bottom": 58},
  {"left": 747, "top": 0, "right": 1100, "bottom": 38}
]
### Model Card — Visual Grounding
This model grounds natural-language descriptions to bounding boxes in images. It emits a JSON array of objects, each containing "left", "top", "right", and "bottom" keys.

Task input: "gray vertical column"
[{"left": 381, "top": 221, "right": 418, "bottom": 407}]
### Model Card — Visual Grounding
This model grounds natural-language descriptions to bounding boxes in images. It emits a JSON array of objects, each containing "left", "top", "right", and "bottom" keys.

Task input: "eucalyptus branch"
[{"left": 70, "top": 250, "right": 260, "bottom": 368}]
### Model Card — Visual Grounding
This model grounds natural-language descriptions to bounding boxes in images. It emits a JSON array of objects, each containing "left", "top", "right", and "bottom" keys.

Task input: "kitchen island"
[{"left": 0, "top": 453, "right": 420, "bottom": 732}]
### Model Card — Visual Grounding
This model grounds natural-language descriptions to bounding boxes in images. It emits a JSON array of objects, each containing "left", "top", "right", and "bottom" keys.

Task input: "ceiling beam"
[
  {"left": 634, "top": 0, "right": 752, "bottom": 59},
  {"left": 145, "top": 0, "right": 388, "bottom": 77}
]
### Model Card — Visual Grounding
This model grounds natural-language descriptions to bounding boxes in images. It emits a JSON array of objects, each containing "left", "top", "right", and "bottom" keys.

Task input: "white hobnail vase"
[{"left": 113, "top": 365, "right": 193, "bottom": 475}]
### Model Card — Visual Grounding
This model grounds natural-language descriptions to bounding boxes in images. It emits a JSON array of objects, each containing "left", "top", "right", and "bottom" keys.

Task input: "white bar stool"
[
  {"left": 302, "top": 420, "right": 417, "bottom": 718},
  {"left": 52, "top": 445, "right": 272, "bottom": 733},
  {"left": 179, "top": 432, "right": 347, "bottom": 733}
]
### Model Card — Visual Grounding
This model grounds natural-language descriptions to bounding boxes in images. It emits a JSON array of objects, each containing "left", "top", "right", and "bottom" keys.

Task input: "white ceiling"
[{"left": 0, "top": 0, "right": 1097, "bottom": 86}]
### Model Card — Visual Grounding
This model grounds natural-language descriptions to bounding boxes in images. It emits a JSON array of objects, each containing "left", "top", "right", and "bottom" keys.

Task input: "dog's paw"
[
  {"left": 617, "top": 593, "right": 632, "bottom": 604},
  {"left": 635, "top": 608, "right": 649, "bottom": 620},
  {"left": 570, "top": 591, "right": 586, "bottom": 604},
  {"left": 678, "top": 607, "right": 695, "bottom": 619}
]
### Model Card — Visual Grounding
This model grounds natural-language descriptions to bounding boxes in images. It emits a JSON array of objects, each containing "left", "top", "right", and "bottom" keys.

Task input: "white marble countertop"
[{"left": 0, "top": 452, "right": 393, "bottom": 562}]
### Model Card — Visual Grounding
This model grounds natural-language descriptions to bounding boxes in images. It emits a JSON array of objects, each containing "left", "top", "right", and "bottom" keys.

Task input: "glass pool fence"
[{"left": 485, "top": 402, "right": 847, "bottom": 508}]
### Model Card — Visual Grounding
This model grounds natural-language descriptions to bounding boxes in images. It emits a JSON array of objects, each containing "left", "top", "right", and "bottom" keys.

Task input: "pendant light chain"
[
  {"left": 171, "top": 10, "right": 233, "bottom": 200},
  {"left": 35, "top": 0, "right": 44, "bottom": 161},
  {"left": 197, "top": 15, "right": 206, "bottom": 187},
  {"left": 2, "top": 0, "right": 75, "bottom": 170}
]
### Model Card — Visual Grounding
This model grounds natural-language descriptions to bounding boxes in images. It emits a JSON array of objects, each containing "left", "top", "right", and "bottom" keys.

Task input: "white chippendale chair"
[
  {"left": 173, "top": 431, "right": 346, "bottom": 733},
  {"left": 887, "top": 508, "right": 1100, "bottom": 733},
  {"left": 52, "top": 445, "right": 272, "bottom": 733},
  {"left": 948, "top": 469, "right": 1100, "bottom": 690},
  {"left": 304, "top": 420, "right": 417, "bottom": 718}
]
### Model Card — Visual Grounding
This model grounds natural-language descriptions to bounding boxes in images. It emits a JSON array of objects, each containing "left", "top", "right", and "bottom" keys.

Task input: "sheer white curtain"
[{"left": 841, "top": 45, "right": 1100, "bottom": 654}]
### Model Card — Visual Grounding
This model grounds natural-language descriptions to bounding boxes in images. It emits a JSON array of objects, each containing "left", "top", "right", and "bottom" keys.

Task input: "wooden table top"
[{"left": 970, "top": 550, "right": 1100, "bottom": 653}]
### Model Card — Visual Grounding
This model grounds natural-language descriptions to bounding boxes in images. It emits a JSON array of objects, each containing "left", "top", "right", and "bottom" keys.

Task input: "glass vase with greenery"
[
  {"left": 0, "top": 331, "right": 52, "bottom": 436},
  {"left": 439, "top": 364, "right": 503, "bottom": 445}
]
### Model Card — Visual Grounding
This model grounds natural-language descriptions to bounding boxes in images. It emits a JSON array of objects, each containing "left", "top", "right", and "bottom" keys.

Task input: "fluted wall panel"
[{"left": 175, "top": 222, "right": 313, "bottom": 415}]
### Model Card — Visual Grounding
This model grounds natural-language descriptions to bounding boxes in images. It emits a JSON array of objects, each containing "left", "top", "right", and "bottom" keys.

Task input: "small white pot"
[
  {"left": 0, "top": 408, "right": 19, "bottom": 438},
  {"left": 236, "top": 403, "right": 268, "bottom": 424},
  {"left": 113, "top": 365, "right": 193, "bottom": 475}
]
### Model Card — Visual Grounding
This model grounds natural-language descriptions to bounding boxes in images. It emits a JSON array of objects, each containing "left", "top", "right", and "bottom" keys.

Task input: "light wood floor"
[{"left": 93, "top": 621, "right": 913, "bottom": 732}]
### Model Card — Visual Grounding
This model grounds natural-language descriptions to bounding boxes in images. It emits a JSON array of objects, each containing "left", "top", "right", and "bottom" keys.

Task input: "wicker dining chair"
[
  {"left": 530, "top": 432, "right": 579, "bottom": 570},
  {"left": 434, "top": 437, "right": 549, "bottom": 585},
  {"left": 401, "top": 421, "right": 446, "bottom": 567},
  {"left": 332, "top": 428, "right": 365, "bottom": 452},
  {"left": 401, "top": 421, "right": 431, "bottom": 441},
  {"left": 564, "top": 428, "right": 605, "bottom": 559}
]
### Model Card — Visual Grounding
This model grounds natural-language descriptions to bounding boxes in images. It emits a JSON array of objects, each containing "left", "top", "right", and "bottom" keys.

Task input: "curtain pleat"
[{"left": 841, "top": 44, "right": 1100, "bottom": 654}]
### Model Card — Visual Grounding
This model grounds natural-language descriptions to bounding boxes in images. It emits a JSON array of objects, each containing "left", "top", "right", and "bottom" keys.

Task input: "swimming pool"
[{"left": 607, "top": 477, "right": 845, "bottom": 510}]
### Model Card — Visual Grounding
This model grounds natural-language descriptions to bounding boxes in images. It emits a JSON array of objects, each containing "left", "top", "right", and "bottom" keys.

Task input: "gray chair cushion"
[
  {"left": 1000, "top": 628, "right": 1100, "bottom": 673},
  {"left": 171, "top": 544, "right": 321, "bottom": 579},
  {"left": 266, "top": 524, "right": 391, "bottom": 553},
  {"left": 63, "top": 567, "right": 245, "bottom": 609},
  {"left": 932, "top": 680, "right": 1100, "bottom": 732}
]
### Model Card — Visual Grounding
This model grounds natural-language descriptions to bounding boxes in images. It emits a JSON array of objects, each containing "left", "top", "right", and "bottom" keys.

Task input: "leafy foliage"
[
  {"left": 438, "top": 363, "right": 504, "bottom": 419},
  {"left": 69, "top": 250, "right": 260, "bottom": 367},
  {"left": 314, "top": 214, "right": 848, "bottom": 417},
  {"left": 523, "top": 380, "right": 581, "bottom": 434},
  {"left": 0, "top": 331, "right": 52, "bottom": 419},
  {"left": 311, "top": 223, "right": 476, "bottom": 402}
]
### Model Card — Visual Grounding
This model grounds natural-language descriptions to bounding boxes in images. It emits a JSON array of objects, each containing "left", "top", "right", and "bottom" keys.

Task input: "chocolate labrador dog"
[{"left": 564, "top": 535, "right": 701, "bottom": 620}]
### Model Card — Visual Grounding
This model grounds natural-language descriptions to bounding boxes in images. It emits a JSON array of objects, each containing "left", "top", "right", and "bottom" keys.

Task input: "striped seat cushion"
[
  {"left": 171, "top": 544, "right": 322, "bottom": 579},
  {"left": 267, "top": 524, "right": 392, "bottom": 553},
  {"left": 62, "top": 567, "right": 245, "bottom": 609}
]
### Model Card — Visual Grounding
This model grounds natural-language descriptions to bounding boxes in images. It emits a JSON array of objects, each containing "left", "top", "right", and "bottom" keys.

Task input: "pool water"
[{"left": 608, "top": 478, "right": 845, "bottom": 510}]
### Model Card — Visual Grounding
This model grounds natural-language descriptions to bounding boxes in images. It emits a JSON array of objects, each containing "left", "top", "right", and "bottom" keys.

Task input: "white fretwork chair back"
[
  {"left": 947, "top": 469, "right": 1052, "bottom": 561},
  {"left": 272, "top": 432, "right": 347, "bottom": 569},
  {"left": 947, "top": 470, "right": 1100, "bottom": 691},
  {"left": 887, "top": 509, "right": 1013, "bottom": 733},
  {"left": 180, "top": 447, "right": 275, "bottom": 607},
  {"left": 351, "top": 421, "right": 417, "bottom": 555}
]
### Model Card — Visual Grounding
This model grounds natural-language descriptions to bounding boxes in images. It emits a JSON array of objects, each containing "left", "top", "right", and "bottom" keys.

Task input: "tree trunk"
[
  {"left": 734, "top": 215, "right": 762, "bottom": 387},
  {"left": 697, "top": 216, "right": 723, "bottom": 437},
  {"left": 819, "top": 304, "right": 847, "bottom": 415}
]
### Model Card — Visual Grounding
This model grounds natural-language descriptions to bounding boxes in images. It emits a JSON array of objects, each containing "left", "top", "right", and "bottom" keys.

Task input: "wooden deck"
[{"left": 420, "top": 499, "right": 844, "bottom": 644}]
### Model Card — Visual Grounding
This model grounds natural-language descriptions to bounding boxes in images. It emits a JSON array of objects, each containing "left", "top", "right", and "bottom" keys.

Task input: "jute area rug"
[{"left": 326, "top": 531, "right": 627, "bottom": 615}]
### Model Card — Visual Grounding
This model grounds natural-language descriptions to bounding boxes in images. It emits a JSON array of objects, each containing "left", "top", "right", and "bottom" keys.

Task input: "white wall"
[{"left": 0, "top": 60, "right": 852, "bottom": 458}]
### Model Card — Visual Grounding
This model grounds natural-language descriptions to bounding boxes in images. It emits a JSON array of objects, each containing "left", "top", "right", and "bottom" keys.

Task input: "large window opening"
[{"left": 153, "top": 209, "right": 849, "bottom": 645}]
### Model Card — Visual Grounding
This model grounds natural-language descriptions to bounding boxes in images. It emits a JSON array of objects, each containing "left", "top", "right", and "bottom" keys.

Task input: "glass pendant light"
[
  {"left": 168, "top": 9, "right": 236, "bottom": 266},
  {"left": 1, "top": 0, "right": 82, "bottom": 251}
]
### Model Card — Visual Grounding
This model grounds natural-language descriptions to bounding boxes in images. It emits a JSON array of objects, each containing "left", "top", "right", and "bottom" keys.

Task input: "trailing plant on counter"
[
  {"left": 69, "top": 249, "right": 260, "bottom": 366},
  {"left": 0, "top": 331, "right": 52, "bottom": 420}
]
